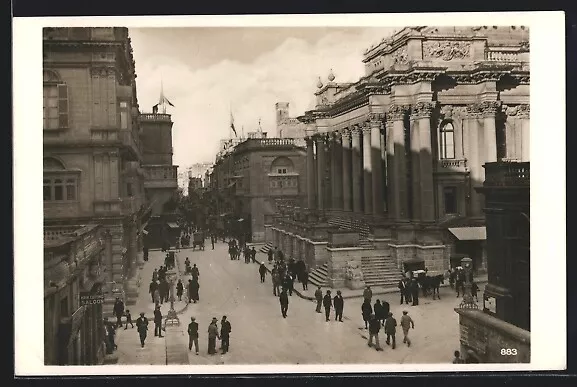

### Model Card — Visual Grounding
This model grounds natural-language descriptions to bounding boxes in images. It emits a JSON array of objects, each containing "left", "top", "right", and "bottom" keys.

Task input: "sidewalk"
[{"left": 252, "top": 251, "right": 488, "bottom": 301}]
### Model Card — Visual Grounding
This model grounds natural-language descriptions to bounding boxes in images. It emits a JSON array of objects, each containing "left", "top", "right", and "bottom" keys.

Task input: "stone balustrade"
[{"left": 139, "top": 113, "right": 171, "bottom": 122}]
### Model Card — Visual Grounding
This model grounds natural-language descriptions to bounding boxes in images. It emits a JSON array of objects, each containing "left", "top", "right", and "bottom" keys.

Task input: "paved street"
[{"left": 115, "top": 241, "right": 482, "bottom": 365}]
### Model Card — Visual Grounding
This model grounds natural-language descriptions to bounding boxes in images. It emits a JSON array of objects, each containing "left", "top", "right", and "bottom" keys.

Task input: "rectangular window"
[
  {"left": 54, "top": 179, "right": 64, "bottom": 201},
  {"left": 43, "top": 85, "right": 59, "bottom": 129},
  {"left": 443, "top": 186, "right": 458, "bottom": 214},
  {"left": 57, "top": 84, "right": 69, "bottom": 128},
  {"left": 66, "top": 179, "right": 76, "bottom": 200},
  {"left": 120, "top": 111, "right": 128, "bottom": 129}
]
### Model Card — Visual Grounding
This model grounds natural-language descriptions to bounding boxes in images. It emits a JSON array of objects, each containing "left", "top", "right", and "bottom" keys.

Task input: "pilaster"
[
  {"left": 305, "top": 136, "right": 316, "bottom": 209},
  {"left": 361, "top": 123, "right": 373, "bottom": 215},
  {"left": 387, "top": 104, "right": 410, "bottom": 221},
  {"left": 331, "top": 131, "right": 343, "bottom": 210},
  {"left": 369, "top": 113, "right": 385, "bottom": 215},
  {"left": 413, "top": 101, "right": 436, "bottom": 222},
  {"left": 351, "top": 126, "right": 362, "bottom": 213},
  {"left": 341, "top": 129, "right": 352, "bottom": 212},
  {"left": 315, "top": 134, "right": 327, "bottom": 211}
]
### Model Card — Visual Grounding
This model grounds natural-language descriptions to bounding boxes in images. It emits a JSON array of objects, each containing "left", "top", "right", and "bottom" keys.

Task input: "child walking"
[{"left": 124, "top": 309, "right": 134, "bottom": 329}]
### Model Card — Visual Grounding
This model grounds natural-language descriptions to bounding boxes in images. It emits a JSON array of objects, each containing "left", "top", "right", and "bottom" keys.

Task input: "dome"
[
  {"left": 328, "top": 69, "right": 335, "bottom": 82},
  {"left": 316, "top": 77, "right": 324, "bottom": 89}
]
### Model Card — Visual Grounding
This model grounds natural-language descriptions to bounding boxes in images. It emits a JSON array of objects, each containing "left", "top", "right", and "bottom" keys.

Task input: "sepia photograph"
[{"left": 13, "top": 12, "right": 566, "bottom": 374}]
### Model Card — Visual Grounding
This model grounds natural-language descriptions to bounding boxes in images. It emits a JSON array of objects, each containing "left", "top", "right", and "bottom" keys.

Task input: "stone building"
[
  {"left": 139, "top": 111, "right": 180, "bottom": 248},
  {"left": 456, "top": 161, "right": 530, "bottom": 363},
  {"left": 210, "top": 132, "right": 307, "bottom": 243},
  {"left": 267, "top": 26, "right": 529, "bottom": 289},
  {"left": 188, "top": 176, "right": 203, "bottom": 195},
  {"left": 43, "top": 27, "right": 150, "bottom": 310},
  {"left": 44, "top": 224, "right": 107, "bottom": 365},
  {"left": 276, "top": 102, "right": 308, "bottom": 139}
]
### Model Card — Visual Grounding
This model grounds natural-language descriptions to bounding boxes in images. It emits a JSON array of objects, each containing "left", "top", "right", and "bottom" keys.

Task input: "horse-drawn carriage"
[
  {"left": 192, "top": 231, "right": 205, "bottom": 251},
  {"left": 413, "top": 269, "right": 448, "bottom": 300}
]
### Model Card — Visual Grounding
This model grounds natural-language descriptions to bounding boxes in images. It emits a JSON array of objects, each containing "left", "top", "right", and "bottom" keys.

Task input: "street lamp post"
[
  {"left": 164, "top": 269, "right": 180, "bottom": 326},
  {"left": 459, "top": 257, "right": 478, "bottom": 309}
]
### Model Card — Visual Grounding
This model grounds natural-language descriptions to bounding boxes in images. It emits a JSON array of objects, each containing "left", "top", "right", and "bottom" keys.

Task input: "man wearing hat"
[
  {"left": 384, "top": 312, "right": 397, "bottom": 349},
  {"left": 400, "top": 310, "right": 415, "bottom": 347},
  {"left": 207, "top": 317, "right": 220, "bottom": 355},
  {"left": 220, "top": 316, "right": 232, "bottom": 354},
  {"left": 333, "top": 290, "right": 344, "bottom": 322},
  {"left": 188, "top": 316, "right": 199, "bottom": 354},
  {"left": 135, "top": 312, "right": 149, "bottom": 348}
]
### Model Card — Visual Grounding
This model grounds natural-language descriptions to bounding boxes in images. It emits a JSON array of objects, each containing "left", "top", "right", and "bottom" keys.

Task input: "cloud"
[{"left": 130, "top": 27, "right": 396, "bottom": 169}]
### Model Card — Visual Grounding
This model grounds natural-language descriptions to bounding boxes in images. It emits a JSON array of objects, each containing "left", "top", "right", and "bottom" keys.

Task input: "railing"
[
  {"left": 483, "top": 161, "right": 530, "bottom": 187},
  {"left": 143, "top": 165, "right": 178, "bottom": 180},
  {"left": 486, "top": 50, "right": 520, "bottom": 62},
  {"left": 439, "top": 159, "right": 468, "bottom": 170},
  {"left": 44, "top": 225, "right": 81, "bottom": 241},
  {"left": 139, "top": 113, "right": 172, "bottom": 122},
  {"left": 235, "top": 138, "right": 299, "bottom": 152}
]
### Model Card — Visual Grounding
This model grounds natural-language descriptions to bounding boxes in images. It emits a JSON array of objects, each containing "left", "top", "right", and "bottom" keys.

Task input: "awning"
[
  {"left": 448, "top": 226, "right": 486, "bottom": 241},
  {"left": 167, "top": 222, "right": 180, "bottom": 229}
]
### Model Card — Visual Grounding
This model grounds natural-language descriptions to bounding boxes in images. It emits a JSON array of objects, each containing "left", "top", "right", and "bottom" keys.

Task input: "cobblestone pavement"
[{"left": 115, "top": 241, "right": 481, "bottom": 365}]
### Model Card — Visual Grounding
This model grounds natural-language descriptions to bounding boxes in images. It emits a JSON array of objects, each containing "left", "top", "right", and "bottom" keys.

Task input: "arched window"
[
  {"left": 43, "top": 157, "right": 78, "bottom": 202},
  {"left": 270, "top": 156, "right": 294, "bottom": 174},
  {"left": 43, "top": 70, "right": 69, "bottom": 130},
  {"left": 439, "top": 121, "right": 455, "bottom": 159}
]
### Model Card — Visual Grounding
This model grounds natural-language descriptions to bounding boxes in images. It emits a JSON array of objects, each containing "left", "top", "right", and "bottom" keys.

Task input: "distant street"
[{"left": 115, "top": 241, "right": 477, "bottom": 365}]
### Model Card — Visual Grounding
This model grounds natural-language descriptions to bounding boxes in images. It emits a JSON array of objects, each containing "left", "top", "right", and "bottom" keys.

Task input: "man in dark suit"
[
  {"left": 136, "top": 312, "right": 149, "bottom": 348},
  {"left": 188, "top": 316, "right": 199, "bottom": 354},
  {"left": 279, "top": 289, "right": 289, "bottom": 318},
  {"left": 220, "top": 316, "right": 232, "bottom": 354},
  {"left": 398, "top": 275, "right": 408, "bottom": 305},
  {"left": 323, "top": 290, "right": 332, "bottom": 322},
  {"left": 333, "top": 290, "right": 344, "bottom": 322},
  {"left": 153, "top": 306, "right": 163, "bottom": 337}
]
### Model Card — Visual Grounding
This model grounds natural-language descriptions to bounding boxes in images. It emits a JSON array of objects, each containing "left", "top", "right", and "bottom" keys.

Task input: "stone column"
[
  {"left": 305, "top": 136, "right": 317, "bottom": 209},
  {"left": 370, "top": 114, "right": 384, "bottom": 215},
  {"left": 362, "top": 123, "right": 373, "bottom": 215},
  {"left": 351, "top": 126, "right": 362, "bottom": 213},
  {"left": 381, "top": 127, "right": 387, "bottom": 212},
  {"left": 315, "top": 135, "right": 326, "bottom": 211},
  {"left": 414, "top": 102, "right": 436, "bottom": 222},
  {"left": 104, "top": 229, "right": 113, "bottom": 283},
  {"left": 466, "top": 104, "right": 484, "bottom": 217},
  {"left": 387, "top": 105, "right": 409, "bottom": 221},
  {"left": 482, "top": 101, "right": 500, "bottom": 163},
  {"left": 519, "top": 105, "right": 530, "bottom": 162},
  {"left": 409, "top": 107, "right": 422, "bottom": 221},
  {"left": 341, "top": 129, "right": 352, "bottom": 211},
  {"left": 331, "top": 132, "right": 343, "bottom": 209}
]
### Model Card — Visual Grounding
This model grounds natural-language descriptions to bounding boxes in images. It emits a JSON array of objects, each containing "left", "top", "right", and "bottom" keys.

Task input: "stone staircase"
[
  {"left": 260, "top": 242, "right": 273, "bottom": 253},
  {"left": 361, "top": 255, "right": 402, "bottom": 289},
  {"left": 308, "top": 263, "right": 328, "bottom": 287},
  {"left": 328, "top": 216, "right": 373, "bottom": 248}
]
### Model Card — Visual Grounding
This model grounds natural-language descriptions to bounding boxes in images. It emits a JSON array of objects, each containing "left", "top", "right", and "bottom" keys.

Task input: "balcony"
[
  {"left": 144, "top": 165, "right": 178, "bottom": 189},
  {"left": 235, "top": 138, "right": 302, "bottom": 153},
  {"left": 119, "top": 130, "right": 141, "bottom": 161},
  {"left": 436, "top": 159, "right": 468, "bottom": 173},
  {"left": 93, "top": 200, "right": 122, "bottom": 216},
  {"left": 483, "top": 162, "right": 529, "bottom": 187},
  {"left": 139, "top": 113, "right": 172, "bottom": 122}
]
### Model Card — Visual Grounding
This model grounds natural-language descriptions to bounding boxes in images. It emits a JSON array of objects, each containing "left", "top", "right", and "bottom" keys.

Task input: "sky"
[{"left": 129, "top": 27, "right": 397, "bottom": 168}]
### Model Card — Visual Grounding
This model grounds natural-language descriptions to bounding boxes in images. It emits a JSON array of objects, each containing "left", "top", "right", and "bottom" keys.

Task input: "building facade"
[
  {"left": 267, "top": 26, "right": 529, "bottom": 289},
  {"left": 210, "top": 133, "right": 307, "bottom": 242},
  {"left": 139, "top": 112, "right": 179, "bottom": 248},
  {"left": 43, "top": 27, "right": 150, "bottom": 313},
  {"left": 188, "top": 176, "right": 203, "bottom": 195},
  {"left": 276, "top": 102, "right": 308, "bottom": 139}
]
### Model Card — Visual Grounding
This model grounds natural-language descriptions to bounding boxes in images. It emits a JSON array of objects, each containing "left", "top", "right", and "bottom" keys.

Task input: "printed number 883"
[{"left": 501, "top": 349, "right": 518, "bottom": 356}]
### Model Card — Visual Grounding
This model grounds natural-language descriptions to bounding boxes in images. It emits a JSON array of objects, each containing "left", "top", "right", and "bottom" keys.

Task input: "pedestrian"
[
  {"left": 411, "top": 278, "right": 420, "bottom": 306},
  {"left": 453, "top": 350, "right": 465, "bottom": 364},
  {"left": 367, "top": 314, "right": 383, "bottom": 351},
  {"left": 135, "top": 312, "right": 148, "bottom": 348},
  {"left": 380, "top": 299, "right": 390, "bottom": 325},
  {"left": 333, "top": 290, "right": 344, "bottom": 322},
  {"left": 124, "top": 309, "right": 134, "bottom": 330},
  {"left": 207, "top": 317, "right": 220, "bottom": 355},
  {"left": 456, "top": 268, "right": 465, "bottom": 297},
  {"left": 363, "top": 285, "right": 373, "bottom": 304},
  {"left": 152, "top": 268, "right": 158, "bottom": 282},
  {"left": 220, "top": 316, "right": 232, "bottom": 354},
  {"left": 374, "top": 299, "right": 384, "bottom": 324},
  {"left": 400, "top": 310, "right": 415, "bottom": 347},
  {"left": 188, "top": 317, "right": 199, "bottom": 354},
  {"left": 251, "top": 247, "right": 257, "bottom": 263},
  {"left": 113, "top": 297, "right": 125, "bottom": 328},
  {"left": 153, "top": 288, "right": 160, "bottom": 308},
  {"left": 105, "top": 318, "right": 118, "bottom": 352},
  {"left": 323, "top": 290, "right": 332, "bottom": 322},
  {"left": 190, "top": 278, "right": 200, "bottom": 303},
  {"left": 471, "top": 281, "right": 479, "bottom": 302},
  {"left": 176, "top": 279, "right": 184, "bottom": 302},
  {"left": 398, "top": 275, "right": 408, "bottom": 304},
  {"left": 259, "top": 262, "right": 267, "bottom": 283},
  {"left": 279, "top": 289, "right": 289, "bottom": 318},
  {"left": 301, "top": 269, "right": 309, "bottom": 290},
  {"left": 267, "top": 248, "right": 274, "bottom": 263},
  {"left": 191, "top": 264, "right": 200, "bottom": 280},
  {"left": 314, "top": 286, "right": 323, "bottom": 313},
  {"left": 211, "top": 235, "right": 215, "bottom": 250},
  {"left": 283, "top": 274, "right": 294, "bottom": 296},
  {"left": 272, "top": 269, "right": 281, "bottom": 296},
  {"left": 149, "top": 280, "right": 158, "bottom": 303},
  {"left": 154, "top": 306, "right": 163, "bottom": 338},
  {"left": 361, "top": 299, "right": 373, "bottom": 329},
  {"left": 384, "top": 312, "right": 397, "bottom": 349}
]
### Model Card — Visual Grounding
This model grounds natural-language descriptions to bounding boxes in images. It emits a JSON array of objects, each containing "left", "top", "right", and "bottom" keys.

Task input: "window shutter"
[{"left": 58, "top": 84, "right": 69, "bottom": 128}]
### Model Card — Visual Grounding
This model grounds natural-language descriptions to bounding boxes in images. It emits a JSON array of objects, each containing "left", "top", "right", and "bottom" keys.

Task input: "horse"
[{"left": 424, "top": 274, "right": 445, "bottom": 300}]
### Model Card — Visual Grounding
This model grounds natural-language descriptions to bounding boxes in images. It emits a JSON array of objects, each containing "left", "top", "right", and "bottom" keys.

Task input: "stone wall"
[{"left": 456, "top": 308, "right": 530, "bottom": 363}]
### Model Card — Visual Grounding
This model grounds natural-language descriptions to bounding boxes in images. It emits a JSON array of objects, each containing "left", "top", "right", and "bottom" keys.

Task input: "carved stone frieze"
[
  {"left": 391, "top": 45, "right": 409, "bottom": 65},
  {"left": 341, "top": 128, "right": 351, "bottom": 140},
  {"left": 423, "top": 40, "right": 472, "bottom": 61},
  {"left": 503, "top": 104, "right": 530, "bottom": 118},
  {"left": 386, "top": 72, "right": 439, "bottom": 85},
  {"left": 511, "top": 74, "right": 530, "bottom": 85},
  {"left": 479, "top": 101, "right": 502, "bottom": 116},
  {"left": 411, "top": 101, "right": 436, "bottom": 119},
  {"left": 369, "top": 112, "right": 386, "bottom": 122},
  {"left": 387, "top": 104, "right": 410, "bottom": 121},
  {"left": 90, "top": 66, "right": 116, "bottom": 77},
  {"left": 440, "top": 105, "right": 467, "bottom": 119},
  {"left": 466, "top": 103, "right": 483, "bottom": 118},
  {"left": 471, "top": 71, "right": 503, "bottom": 84}
]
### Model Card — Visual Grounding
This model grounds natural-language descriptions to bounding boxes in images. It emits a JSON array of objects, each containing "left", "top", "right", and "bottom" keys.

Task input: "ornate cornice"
[
  {"left": 387, "top": 104, "right": 410, "bottom": 121},
  {"left": 385, "top": 71, "right": 439, "bottom": 85},
  {"left": 503, "top": 104, "right": 530, "bottom": 118},
  {"left": 479, "top": 101, "right": 501, "bottom": 116},
  {"left": 510, "top": 73, "right": 530, "bottom": 85},
  {"left": 411, "top": 101, "right": 436, "bottom": 119},
  {"left": 423, "top": 40, "right": 472, "bottom": 61},
  {"left": 90, "top": 66, "right": 116, "bottom": 77}
]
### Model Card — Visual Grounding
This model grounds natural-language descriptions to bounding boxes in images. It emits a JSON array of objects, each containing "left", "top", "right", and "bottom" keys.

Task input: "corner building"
[
  {"left": 267, "top": 26, "right": 529, "bottom": 288},
  {"left": 43, "top": 27, "right": 150, "bottom": 314}
]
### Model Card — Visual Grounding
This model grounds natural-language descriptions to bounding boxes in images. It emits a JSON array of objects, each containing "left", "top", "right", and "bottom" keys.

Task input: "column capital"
[
  {"left": 440, "top": 104, "right": 467, "bottom": 120},
  {"left": 369, "top": 112, "right": 386, "bottom": 122},
  {"left": 341, "top": 128, "right": 351, "bottom": 140},
  {"left": 479, "top": 100, "right": 501, "bottom": 117},
  {"left": 410, "top": 101, "right": 437, "bottom": 119},
  {"left": 387, "top": 104, "right": 410, "bottom": 121},
  {"left": 331, "top": 130, "right": 342, "bottom": 141},
  {"left": 350, "top": 125, "right": 362, "bottom": 136},
  {"left": 361, "top": 123, "right": 372, "bottom": 135},
  {"left": 502, "top": 104, "right": 530, "bottom": 119}
]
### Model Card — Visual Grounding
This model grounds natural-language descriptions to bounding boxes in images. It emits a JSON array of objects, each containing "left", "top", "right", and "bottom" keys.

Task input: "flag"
[{"left": 230, "top": 111, "right": 237, "bottom": 137}]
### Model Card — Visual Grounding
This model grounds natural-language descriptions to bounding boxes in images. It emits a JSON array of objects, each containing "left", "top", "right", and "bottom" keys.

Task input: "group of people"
[
  {"left": 448, "top": 267, "right": 479, "bottom": 300},
  {"left": 186, "top": 315, "right": 232, "bottom": 355},
  {"left": 149, "top": 266, "right": 171, "bottom": 307}
]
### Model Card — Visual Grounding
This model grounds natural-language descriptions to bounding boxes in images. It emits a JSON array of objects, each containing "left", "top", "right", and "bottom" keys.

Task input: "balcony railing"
[
  {"left": 486, "top": 50, "right": 520, "bottom": 62},
  {"left": 235, "top": 138, "right": 300, "bottom": 153},
  {"left": 483, "top": 161, "right": 530, "bottom": 187},
  {"left": 139, "top": 113, "right": 172, "bottom": 122}
]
